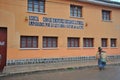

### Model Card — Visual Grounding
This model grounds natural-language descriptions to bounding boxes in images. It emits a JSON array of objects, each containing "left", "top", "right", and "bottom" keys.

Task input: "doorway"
[{"left": 0, "top": 27, "right": 7, "bottom": 72}]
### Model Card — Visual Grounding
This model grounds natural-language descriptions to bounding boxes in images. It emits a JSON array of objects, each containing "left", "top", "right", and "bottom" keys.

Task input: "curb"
[{"left": 0, "top": 65, "right": 97, "bottom": 78}]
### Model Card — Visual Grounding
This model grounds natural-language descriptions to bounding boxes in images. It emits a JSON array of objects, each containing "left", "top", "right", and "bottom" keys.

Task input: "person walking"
[{"left": 96, "top": 47, "right": 107, "bottom": 70}]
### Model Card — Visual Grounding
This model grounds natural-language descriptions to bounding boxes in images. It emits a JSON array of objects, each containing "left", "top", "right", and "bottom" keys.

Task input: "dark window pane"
[
  {"left": 68, "top": 38, "right": 79, "bottom": 47},
  {"left": 101, "top": 38, "right": 107, "bottom": 47},
  {"left": 43, "top": 37, "right": 57, "bottom": 48},
  {"left": 111, "top": 39, "right": 117, "bottom": 47},
  {"left": 102, "top": 10, "right": 111, "bottom": 21},
  {"left": 28, "top": 0, "right": 45, "bottom": 13},
  {"left": 70, "top": 5, "right": 82, "bottom": 17},
  {"left": 83, "top": 38, "right": 94, "bottom": 47},
  {"left": 20, "top": 36, "right": 38, "bottom": 48}
]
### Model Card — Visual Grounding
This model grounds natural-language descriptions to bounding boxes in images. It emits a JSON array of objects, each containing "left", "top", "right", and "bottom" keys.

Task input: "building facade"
[{"left": 0, "top": 0, "right": 120, "bottom": 68}]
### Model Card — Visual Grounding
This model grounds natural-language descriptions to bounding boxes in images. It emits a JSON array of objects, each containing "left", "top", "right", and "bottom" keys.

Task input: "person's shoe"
[
  {"left": 102, "top": 67, "right": 105, "bottom": 70},
  {"left": 99, "top": 67, "right": 102, "bottom": 71}
]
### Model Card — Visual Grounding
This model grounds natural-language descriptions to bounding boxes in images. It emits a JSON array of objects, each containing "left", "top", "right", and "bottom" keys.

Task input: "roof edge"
[{"left": 78, "top": 0, "right": 120, "bottom": 8}]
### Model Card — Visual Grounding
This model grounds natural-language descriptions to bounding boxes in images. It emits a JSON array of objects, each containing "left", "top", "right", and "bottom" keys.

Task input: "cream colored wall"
[{"left": 0, "top": 0, "right": 120, "bottom": 60}]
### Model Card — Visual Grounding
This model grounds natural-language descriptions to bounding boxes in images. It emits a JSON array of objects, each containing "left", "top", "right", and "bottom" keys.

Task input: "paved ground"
[
  {"left": 1, "top": 65, "right": 120, "bottom": 80},
  {"left": 0, "top": 59, "right": 120, "bottom": 77}
]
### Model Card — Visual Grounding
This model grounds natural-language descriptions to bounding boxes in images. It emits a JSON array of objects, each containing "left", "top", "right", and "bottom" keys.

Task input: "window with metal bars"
[
  {"left": 20, "top": 36, "right": 38, "bottom": 48},
  {"left": 70, "top": 5, "right": 82, "bottom": 18},
  {"left": 68, "top": 37, "right": 79, "bottom": 47},
  {"left": 43, "top": 37, "right": 58, "bottom": 48},
  {"left": 83, "top": 38, "right": 94, "bottom": 47},
  {"left": 102, "top": 10, "right": 111, "bottom": 21},
  {"left": 101, "top": 38, "right": 108, "bottom": 47},
  {"left": 28, "top": 0, "right": 45, "bottom": 13},
  {"left": 110, "top": 38, "right": 117, "bottom": 47}
]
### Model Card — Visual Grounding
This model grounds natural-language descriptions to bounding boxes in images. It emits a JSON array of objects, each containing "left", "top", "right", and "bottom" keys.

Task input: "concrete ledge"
[
  {"left": 6, "top": 55, "right": 120, "bottom": 66},
  {"left": 6, "top": 56, "right": 96, "bottom": 66}
]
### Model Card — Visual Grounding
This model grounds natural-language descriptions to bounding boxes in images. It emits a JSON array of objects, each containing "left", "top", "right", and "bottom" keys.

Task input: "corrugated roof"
[{"left": 78, "top": 0, "right": 120, "bottom": 8}]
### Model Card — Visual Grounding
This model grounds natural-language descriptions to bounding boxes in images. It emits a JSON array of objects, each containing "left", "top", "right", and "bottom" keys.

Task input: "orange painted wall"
[{"left": 0, "top": 0, "right": 120, "bottom": 60}]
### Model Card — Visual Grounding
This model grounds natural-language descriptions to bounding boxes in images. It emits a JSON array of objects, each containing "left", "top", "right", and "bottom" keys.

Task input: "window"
[
  {"left": 20, "top": 36, "right": 38, "bottom": 48},
  {"left": 43, "top": 37, "right": 58, "bottom": 48},
  {"left": 68, "top": 37, "right": 79, "bottom": 48},
  {"left": 28, "top": 0, "right": 45, "bottom": 13},
  {"left": 111, "top": 38, "right": 117, "bottom": 47},
  {"left": 70, "top": 5, "right": 82, "bottom": 18},
  {"left": 101, "top": 38, "right": 108, "bottom": 47},
  {"left": 102, "top": 10, "right": 111, "bottom": 21},
  {"left": 83, "top": 38, "right": 94, "bottom": 47}
]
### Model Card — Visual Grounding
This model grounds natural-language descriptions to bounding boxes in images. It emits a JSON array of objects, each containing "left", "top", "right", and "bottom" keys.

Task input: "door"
[{"left": 0, "top": 27, "right": 7, "bottom": 72}]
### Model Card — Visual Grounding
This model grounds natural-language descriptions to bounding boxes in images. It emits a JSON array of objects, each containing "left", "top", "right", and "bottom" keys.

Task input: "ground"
[{"left": 1, "top": 65, "right": 120, "bottom": 80}]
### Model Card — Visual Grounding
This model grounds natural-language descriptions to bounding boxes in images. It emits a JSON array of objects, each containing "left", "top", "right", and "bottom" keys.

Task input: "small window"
[
  {"left": 70, "top": 5, "right": 82, "bottom": 18},
  {"left": 28, "top": 0, "right": 45, "bottom": 13},
  {"left": 83, "top": 38, "right": 94, "bottom": 47},
  {"left": 101, "top": 38, "right": 108, "bottom": 47},
  {"left": 43, "top": 37, "right": 58, "bottom": 48},
  {"left": 111, "top": 38, "right": 117, "bottom": 47},
  {"left": 102, "top": 10, "right": 111, "bottom": 21},
  {"left": 68, "top": 37, "right": 79, "bottom": 48},
  {"left": 20, "top": 36, "right": 38, "bottom": 48}
]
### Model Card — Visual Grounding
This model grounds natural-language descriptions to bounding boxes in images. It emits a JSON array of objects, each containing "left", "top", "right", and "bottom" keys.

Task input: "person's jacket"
[{"left": 96, "top": 51, "right": 107, "bottom": 62}]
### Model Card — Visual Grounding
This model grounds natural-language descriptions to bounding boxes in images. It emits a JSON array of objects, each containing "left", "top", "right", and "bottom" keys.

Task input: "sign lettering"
[
  {"left": 0, "top": 41, "right": 5, "bottom": 46},
  {"left": 29, "top": 16, "right": 84, "bottom": 29}
]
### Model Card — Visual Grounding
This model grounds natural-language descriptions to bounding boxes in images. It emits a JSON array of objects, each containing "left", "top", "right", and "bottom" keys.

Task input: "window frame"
[
  {"left": 102, "top": 10, "right": 111, "bottom": 21},
  {"left": 70, "top": 5, "right": 82, "bottom": 18},
  {"left": 83, "top": 38, "right": 94, "bottom": 48},
  {"left": 67, "top": 37, "right": 80, "bottom": 48},
  {"left": 20, "top": 36, "right": 38, "bottom": 48},
  {"left": 28, "top": 0, "right": 45, "bottom": 13},
  {"left": 101, "top": 38, "right": 108, "bottom": 47},
  {"left": 110, "top": 38, "right": 117, "bottom": 48},
  {"left": 43, "top": 37, "right": 58, "bottom": 48}
]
